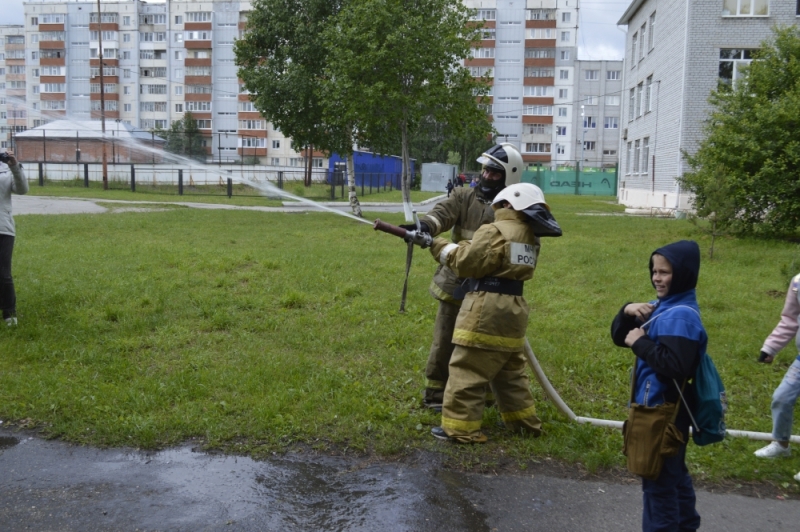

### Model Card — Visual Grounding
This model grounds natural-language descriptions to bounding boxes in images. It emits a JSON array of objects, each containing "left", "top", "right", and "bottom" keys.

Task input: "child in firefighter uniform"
[
  {"left": 426, "top": 183, "right": 561, "bottom": 443},
  {"left": 401, "top": 144, "right": 523, "bottom": 410}
]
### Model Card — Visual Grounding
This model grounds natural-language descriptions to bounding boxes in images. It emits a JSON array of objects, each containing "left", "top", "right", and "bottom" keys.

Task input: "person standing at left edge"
[
  {"left": 611, "top": 240, "right": 705, "bottom": 532},
  {"left": 0, "top": 150, "right": 28, "bottom": 326}
]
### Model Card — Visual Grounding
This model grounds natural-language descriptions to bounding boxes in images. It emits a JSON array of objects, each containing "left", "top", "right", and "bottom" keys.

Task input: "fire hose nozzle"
[{"left": 373, "top": 219, "right": 432, "bottom": 248}]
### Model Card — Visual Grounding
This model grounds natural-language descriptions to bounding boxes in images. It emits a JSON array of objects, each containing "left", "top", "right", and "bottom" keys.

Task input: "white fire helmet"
[
  {"left": 476, "top": 143, "right": 523, "bottom": 186},
  {"left": 492, "top": 183, "right": 550, "bottom": 212}
]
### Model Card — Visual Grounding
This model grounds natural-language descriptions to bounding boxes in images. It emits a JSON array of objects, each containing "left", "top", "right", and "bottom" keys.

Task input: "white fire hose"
[{"left": 524, "top": 339, "right": 800, "bottom": 444}]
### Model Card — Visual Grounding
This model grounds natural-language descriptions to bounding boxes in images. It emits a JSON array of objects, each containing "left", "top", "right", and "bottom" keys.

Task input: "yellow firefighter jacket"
[
  {"left": 429, "top": 208, "right": 540, "bottom": 352},
  {"left": 420, "top": 187, "right": 495, "bottom": 304}
]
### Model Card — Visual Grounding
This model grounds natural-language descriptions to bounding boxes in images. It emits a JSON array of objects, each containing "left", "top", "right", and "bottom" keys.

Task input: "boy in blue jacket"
[{"left": 611, "top": 240, "right": 706, "bottom": 532}]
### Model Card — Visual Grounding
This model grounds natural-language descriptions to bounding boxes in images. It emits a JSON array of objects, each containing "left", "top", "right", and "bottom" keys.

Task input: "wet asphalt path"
[{"left": 1, "top": 430, "right": 799, "bottom": 532}]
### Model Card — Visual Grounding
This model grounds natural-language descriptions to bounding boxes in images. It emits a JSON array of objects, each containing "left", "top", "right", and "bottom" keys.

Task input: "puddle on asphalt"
[
  {"left": 0, "top": 436, "right": 19, "bottom": 450},
  {"left": 100, "top": 445, "right": 490, "bottom": 531}
]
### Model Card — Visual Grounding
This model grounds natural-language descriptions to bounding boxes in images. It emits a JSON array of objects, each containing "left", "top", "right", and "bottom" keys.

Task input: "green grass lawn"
[{"left": 2, "top": 194, "right": 799, "bottom": 490}]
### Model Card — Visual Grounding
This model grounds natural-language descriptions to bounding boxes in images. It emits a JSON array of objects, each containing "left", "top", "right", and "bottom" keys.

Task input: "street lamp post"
[{"left": 579, "top": 105, "right": 586, "bottom": 196}]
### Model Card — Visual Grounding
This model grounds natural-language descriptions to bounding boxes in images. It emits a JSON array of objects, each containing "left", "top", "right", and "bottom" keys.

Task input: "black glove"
[
  {"left": 399, "top": 221, "right": 430, "bottom": 234},
  {"left": 758, "top": 351, "right": 774, "bottom": 363}
]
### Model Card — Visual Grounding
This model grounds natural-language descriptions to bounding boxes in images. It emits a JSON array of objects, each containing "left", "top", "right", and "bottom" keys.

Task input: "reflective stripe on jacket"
[{"left": 430, "top": 208, "right": 540, "bottom": 352}]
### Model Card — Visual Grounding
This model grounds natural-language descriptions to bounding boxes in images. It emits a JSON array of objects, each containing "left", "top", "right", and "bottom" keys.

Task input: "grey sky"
[{"left": 5, "top": 0, "right": 628, "bottom": 59}]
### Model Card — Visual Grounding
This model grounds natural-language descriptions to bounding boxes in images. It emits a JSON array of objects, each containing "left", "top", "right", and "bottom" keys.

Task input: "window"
[
  {"left": 634, "top": 139, "right": 641, "bottom": 172},
  {"left": 584, "top": 96, "right": 598, "bottom": 105},
  {"left": 649, "top": 12, "right": 656, "bottom": 50},
  {"left": 556, "top": 145, "right": 565, "bottom": 155},
  {"left": 607, "top": 70, "right": 621, "bottom": 80},
  {"left": 139, "top": 14, "right": 166, "bottom": 25},
  {"left": 90, "top": 13, "right": 118, "bottom": 24},
  {"left": 645, "top": 75, "right": 653, "bottom": 112},
  {"left": 640, "top": 23, "right": 647, "bottom": 60},
  {"left": 123, "top": 33, "right": 130, "bottom": 43},
  {"left": 526, "top": 9, "right": 555, "bottom": 20},
  {"left": 272, "top": 140, "right": 281, "bottom": 149},
  {"left": 186, "top": 101, "right": 212, "bottom": 111},
  {"left": 636, "top": 82, "right": 644, "bottom": 116},
  {"left": 719, "top": 49, "right": 754, "bottom": 84},
  {"left": 526, "top": 28, "right": 553, "bottom": 39},
  {"left": 524, "top": 105, "right": 553, "bottom": 116},
  {"left": 31, "top": 17, "right": 38, "bottom": 26},
  {"left": 559, "top": 69, "right": 569, "bottom": 80},
  {"left": 41, "top": 83, "right": 66, "bottom": 93},
  {"left": 525, "top": 48, "right": 555, "bottom": 59},
  {"left": 558, "top": 88, "right": 568, "bottom": 98},
  {"left": 124, "top": 69, "right": 131, "bottom": 79},
  {"left": 583, "top": 116, "right": 596, "bottom": 129},
  {"left": 527, "top": 123, "right": 547, "bottom": 134},
  {"left": 91, "top": 31, "right": 118, "bottom": 41},
  {"left": 585, "top": 70, "right": 599, "bottom": 80},
  {"left": 91, "top": 100, "right": 118, "bottom": 111},
  {"left": 603, "top": 150, "right": 617, "bottom": 156},
  {"left": 626, "top": 142, "right": 632, "bottom": 173},
  {"left": 604, "top": 117, "right": 619, "bottom": 129},
  {"left": 174, "top": 15, "right": 183, "bottom": 24},
  {"left": 239, "top": 101, "right": 257, "bottom": 112},
  {"left": 556, "top": 126, "right": 567, "bottom": 136},
  {"left": 723, "top": 0, "right": 768, "bottom": 16},
  {"left": 139, "top": 102, "right": 167, "bottom": 112},
  {"left": 40, "top": 32, "right": 66, "bottom": 42},
  {"left": 560, "top": 31, "right": 570, "bottom": 42},
  {"left": 239, "top": 138, "right": 266, "bottom": 148},
  {"left": 629, "top": 88, "right": 635, "bottom": 121},
  {"left": 480, "top": 28, "right": 496, "bottom": 40},
  {"left": 175, "top": 86, "right": 183, "bottom": 95},
  {"left": 139, "top": 32, "right": 166, "bottom": 42},
  {"left": 524, "top": 68, "right": 554, "bottom": 78},
  {"left": 185, "top": 31, "right": 212, "bottom": 41},
  {"left": 123, "top": 16, "right": 130, "bottom": 26},
  {"left": 558, "top": 107, "right": 567, "bottom": 117},
  {"left": 525, "top": 143, "right": 551, "bottom": 153},
  {"left": 124, "top": 86, "right": 131, "bottom": 95},
  {"left": 186, "top": 12, "right": 212, "bottom": 22},
  {"left": 186, "top": 66, "right": 211, "bottom": 76},
  {"left": 31, "top": 34, "right": 39, "bottom": 44},
  {"left": 140, "top": 67, "right": 167, "bottom": 77},
  {"left": 90, "top": 83, "right": 118, "bottom": 94},
  {"left": 631, "top": 32, "right": 638, "bottom": 68},
  {"left": 562, "top": 12, "right": 571, "bottom": 22},
  {"left": 560, "top": 50, "right": 570, "bottom": 60},
  {"left": 642, "top": 138, "right": 650, "bottom": 173},
  {"left": 42, "top": 101, "right": 66, "bottom": 110},
  {"left": 175, "top": 50, "right": 184, "bottom": 60},
  {"left": 583, "top": 141, "right": 596, "bottom": 151},
  {"left": 140, "top": 84, "right": 167, "bottom": 94},
  {"left": 174, "top": 68, "right": 183, "bottom": 79},
  {"left": 472, "top": 48, "right": 495, "bottom": 59},
  {"left": 175, "top": 104, "right": 183, "bottom": 113},
  {"left": 523, "top": 86, "right": 553, "bottom": 97},
  {"left": 469, "top": 66, "right": 494, "bottom": 77},
  {"left": 41, "top": 14, "right": 65, "bottom": 23},
  {"left": 196, "top": 120, "right": 212, "bottom": 129},
  {"left": 175, "top": 33, "right": 183, "bottom": 42},
  {"left": 187, "top": 85, "right": 212, "bottom": 93},
  {"left": 271, "top": 157, "right": 281, "bottom": 166},
  {"left": 122, "top": 51, "right": 131, "bottom": 60},
  {"left": 124, "top": 103, "right": 132, "bottom": 112}
]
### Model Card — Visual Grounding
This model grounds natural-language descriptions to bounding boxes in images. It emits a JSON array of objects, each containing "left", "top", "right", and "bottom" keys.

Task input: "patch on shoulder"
[{"left": 509, "top": 242, "right": 536, "bottom": 267}]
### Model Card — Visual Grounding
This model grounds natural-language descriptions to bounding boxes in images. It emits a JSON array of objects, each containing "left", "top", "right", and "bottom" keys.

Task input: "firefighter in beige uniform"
[
  {"left": 426, "top": 183, "right": 562, "bottom": 443},
  {"left": 401, "top": 144, "right": 522, "bottom": 410}
]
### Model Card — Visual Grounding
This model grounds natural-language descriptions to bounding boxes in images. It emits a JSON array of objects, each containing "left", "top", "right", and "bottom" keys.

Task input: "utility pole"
[
  {"left": 580, "top": 104, "right": 585, "bottom": 173},
  {"left": 97, "top": 0, "right": 109, "bottom": 190}
]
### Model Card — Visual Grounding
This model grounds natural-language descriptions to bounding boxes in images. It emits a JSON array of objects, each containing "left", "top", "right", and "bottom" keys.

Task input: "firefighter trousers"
[{"left": 441, "top": 345, "right": 542, "bottom": 443}]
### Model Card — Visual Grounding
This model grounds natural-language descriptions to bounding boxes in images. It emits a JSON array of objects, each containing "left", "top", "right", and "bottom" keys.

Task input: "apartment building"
[
  {"left": 617, "top": 0, "right": 798, "bottom": 210},
  {"left": 0, "top": 25, "right": 27, "bottom": 150},
  {"left": 464, "top": 0, "right": 579, "bottom": 166},
  {"left": 571, "top": 59, "right": 624, "bottom": 169},
  {"left": 10, "top": 0, "right": 322, "bottom": 166}
]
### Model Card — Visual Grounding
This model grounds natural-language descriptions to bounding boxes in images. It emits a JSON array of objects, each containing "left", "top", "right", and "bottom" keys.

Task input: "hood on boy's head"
[{"left": 650, "top": 240, "right": 700, "bottom": 297}]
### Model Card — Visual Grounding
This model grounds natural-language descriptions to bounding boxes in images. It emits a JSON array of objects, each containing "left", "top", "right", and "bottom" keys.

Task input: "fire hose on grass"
[{"left": 373, "top": 218, "right": 800, "bottom": 444}]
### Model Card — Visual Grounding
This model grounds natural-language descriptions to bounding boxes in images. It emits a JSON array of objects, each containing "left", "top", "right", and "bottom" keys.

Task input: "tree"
[
  {"left": 322, "top": 0, "right": 491, "bottom": 220},
  {"left": 681, "top": 26, "right": 800, "bottom": 236},
  {"left": 162, "top": 112, "right": 205, "bottom": 161},
  {"left": 235, "top": 0, "right": 363, "bottom": 216}
]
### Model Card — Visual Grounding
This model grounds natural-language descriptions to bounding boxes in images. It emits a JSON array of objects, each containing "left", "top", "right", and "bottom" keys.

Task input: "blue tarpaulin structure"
[{"left": 327, "top": 151, "right": 415, "bottom": 189}]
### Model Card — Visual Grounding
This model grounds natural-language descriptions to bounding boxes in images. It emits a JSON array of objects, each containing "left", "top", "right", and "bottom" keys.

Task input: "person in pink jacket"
[{"left": 753, "top": 273, "right": 800, "bottom": 482}]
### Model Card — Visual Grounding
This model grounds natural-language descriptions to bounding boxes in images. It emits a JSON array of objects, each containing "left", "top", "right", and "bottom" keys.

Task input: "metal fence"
[
  {"left": 24, "top": 161, "right": 402, "bottom": 201},
  {"left": 522, "top": 164, "right": 618, "bottom": 196}
]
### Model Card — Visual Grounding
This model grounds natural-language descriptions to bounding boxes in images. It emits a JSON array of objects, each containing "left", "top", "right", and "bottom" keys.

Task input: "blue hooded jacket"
[{"left": 612, "top": 240, "right": 707, "bottom": 418}]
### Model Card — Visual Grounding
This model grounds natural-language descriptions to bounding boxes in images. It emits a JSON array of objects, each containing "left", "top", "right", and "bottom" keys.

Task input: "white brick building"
[{"left": 617, "top": 0, "right": 797, "bottom": 210}]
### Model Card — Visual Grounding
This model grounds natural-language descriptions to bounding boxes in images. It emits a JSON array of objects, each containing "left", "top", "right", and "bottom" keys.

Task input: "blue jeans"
[
  {"left": 641, "top": 444, "right": 700, "bottom": 532},
  {"left": 771, "top": 358, "right": 800, "bottom": 442},
  {"left": 0, "top": 234, "right": 15, "bottom": 319}
]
